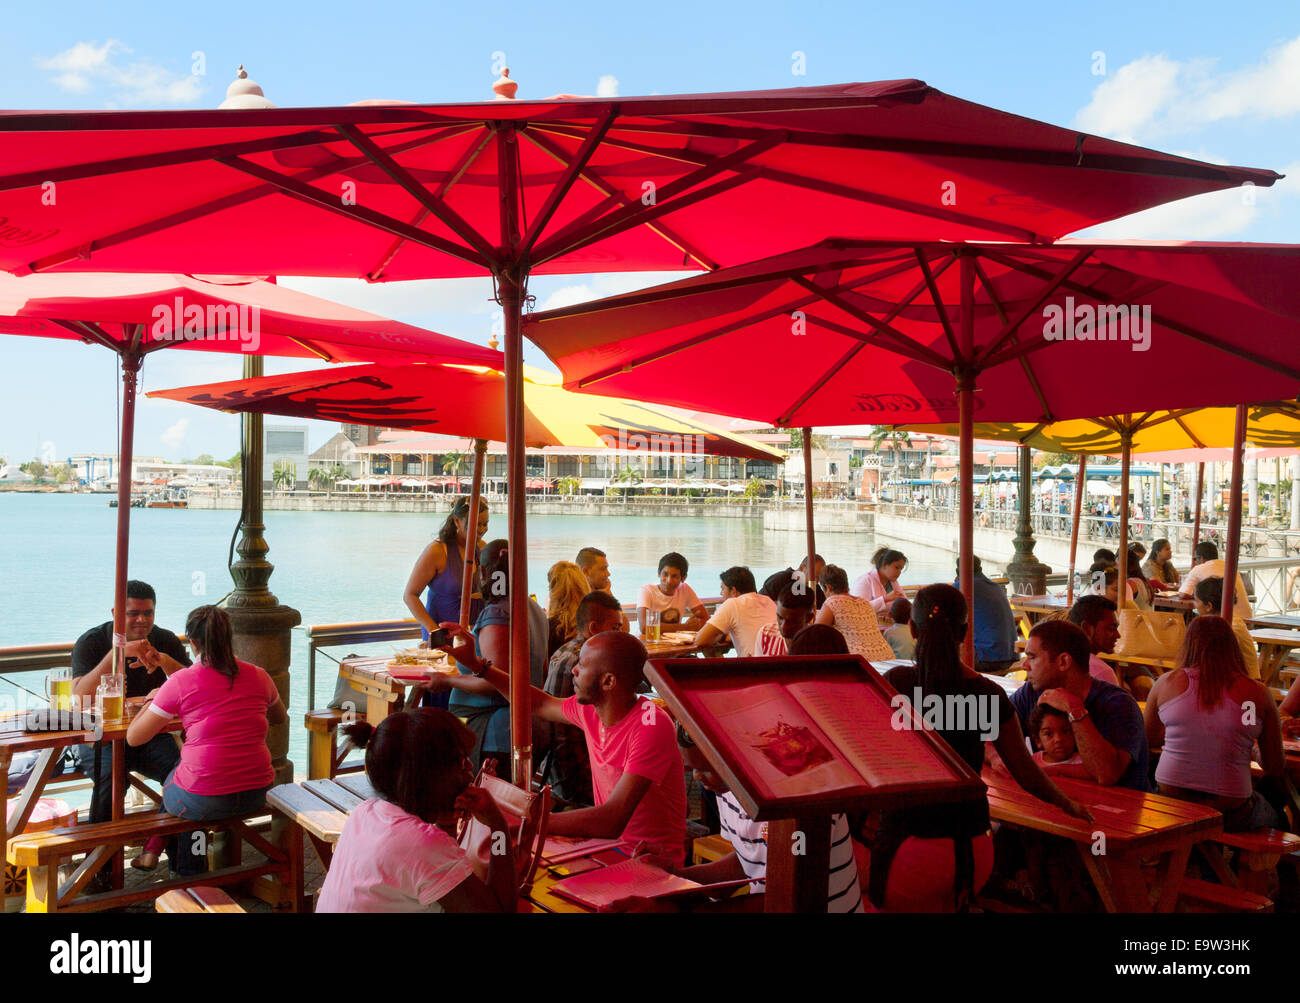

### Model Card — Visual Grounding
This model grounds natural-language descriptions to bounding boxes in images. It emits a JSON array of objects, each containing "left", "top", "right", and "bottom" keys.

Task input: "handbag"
[{"left": 1113, "top": 608, "right": 1185, "bottom": 659}]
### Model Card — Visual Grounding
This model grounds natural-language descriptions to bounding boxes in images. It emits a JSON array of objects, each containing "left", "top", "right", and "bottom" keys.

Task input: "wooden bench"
[
  {"left": 1178, "top": 877, "right": 1273, "bottom": 912},
  {"left": 6, "top": 808, "right": 288, "bottom": 913},
  {"left": 691, "top": 833, "right": 733, "bottom": 865},
  {"left": 304, "top": 709, "right": 367, "bottom": 781},
  {"left": 156, "top": 886, "right": 245, "bottom": 913}
]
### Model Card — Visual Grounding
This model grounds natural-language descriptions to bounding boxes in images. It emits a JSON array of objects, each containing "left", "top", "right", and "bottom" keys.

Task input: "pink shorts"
[{"left": 857, "top": 834, "right": 995, "bottom": 913}]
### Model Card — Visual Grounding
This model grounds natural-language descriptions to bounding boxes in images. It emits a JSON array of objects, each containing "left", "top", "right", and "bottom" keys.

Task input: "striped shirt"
[
  {"left": 716, "top": 791, "right": 864, "bottom": 913},
  {"left": 757, "top": 622, "right": 787, "bottom": 657}
]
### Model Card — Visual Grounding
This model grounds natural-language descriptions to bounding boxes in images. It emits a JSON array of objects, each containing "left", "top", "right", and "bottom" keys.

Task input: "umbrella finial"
[
  {"left": 220, "top": 65, "right": 276, "bottom": 109},
  {"left": 492, "top": 67, "right": 518, "bottom": 101}
]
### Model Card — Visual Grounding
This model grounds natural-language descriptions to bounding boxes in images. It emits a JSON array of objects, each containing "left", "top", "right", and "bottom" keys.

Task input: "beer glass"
[{"left": 97, "top": 675, "right": 125, "bottom": 723}]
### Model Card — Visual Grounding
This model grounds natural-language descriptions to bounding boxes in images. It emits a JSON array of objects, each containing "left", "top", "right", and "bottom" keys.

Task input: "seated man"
[
  {"left": 955, "top": 557, "right": 1017, "bottom": 674},
  {"left": 1066, "top": 595, "right": 1121, "bottom": 687},
  {"left": 760, "top": 554, "right": 826, "bottom": 608},
  {"left": 756, "top": 583, "right": 815, "bottom": 656},
  {"left": 695, "top": 566, "right": 776, "bottom": 657},
  {"left": 575, "top": 546, "right": 630, "bottom": 632},
  {"left": 435, "top": 623, "right": 688, "bottom": 863},
  {"left": 71, "top": 580, "right": 191, "bottom": 827},
  {"left": 540, "top": 591, "right": 626, "bottom": 805},
  {"left": 1192, "top": 577, "right": 1261, "bottom": 680},
  {"left": 632, "top": 725, "right": 863, "bottom": 912},
  {"left": 1178, "top": 541, "right": 1252, "bottom": 617},
  {"left": 1011, "top": 619, "right": 1151, "bottom": 791}
]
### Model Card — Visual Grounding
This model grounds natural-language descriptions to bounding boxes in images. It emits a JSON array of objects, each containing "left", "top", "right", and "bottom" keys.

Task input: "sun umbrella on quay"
[
  {"left": 528, "top": 239, "right": 1300, "bottom": 660},
  {"left": 0, "top": 72, "right": 1275, "bottom": 870},
  {"left": 895, "top": 402, "right": 1300, "bottom": 611},
  {"left": 0, "top": 271, "right": 501, "bottom": 679}
]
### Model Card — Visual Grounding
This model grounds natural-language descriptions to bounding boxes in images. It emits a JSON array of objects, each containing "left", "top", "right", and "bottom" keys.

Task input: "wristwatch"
[
  {"left": 1068, "top": 706, "right": 1089, "bottom": 723},
  {"left": 473, "top": 658, "right": 494, "bottom": 678}
]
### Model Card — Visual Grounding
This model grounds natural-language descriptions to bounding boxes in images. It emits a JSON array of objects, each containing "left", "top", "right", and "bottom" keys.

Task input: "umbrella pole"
[
  {"left": 802, "top": 427, "right": 817, "bottom": 611},
  {"left": 1192, "top": 462, "right": 1205, "bottom": 553},
  {"left": 957, "top": 255, "right": 976, "bottom": 668},
  {"left": 1116, "top": 429, "right": 1131, "bottom": 613},
  {"left": 111, "top": 347, "right": 143, "bottom": 676},
  {"left": 1066, "top": 454, "right": 1087, "bottom": 605},
  {"left": 459, "top": 439, "right": 488, "bottom": 629},
  {"left": 1222, "top": 406, "right": 1247, "bottom": 620}
]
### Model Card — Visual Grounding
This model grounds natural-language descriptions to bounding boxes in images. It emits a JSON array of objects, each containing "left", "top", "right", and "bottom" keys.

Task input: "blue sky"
[{"left": 1, "top": 0, "right": 1298, "bottom": 465}]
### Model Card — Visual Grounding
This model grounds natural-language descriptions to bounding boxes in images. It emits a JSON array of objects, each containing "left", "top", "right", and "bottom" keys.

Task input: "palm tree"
[
  {"left": 441, "top": 451, "right": 466, "bottom": 492},
  {"left": 555, "top": 476, "right": 581, "bottom": 497},
  {"left": 272, "top": 459, "right": 296, "bottom": 492},
  {"left": 870, "top": 426, "right": 912, "bottom": 499}
]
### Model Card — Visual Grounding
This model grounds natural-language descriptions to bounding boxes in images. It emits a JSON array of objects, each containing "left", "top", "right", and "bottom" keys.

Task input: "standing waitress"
[{"left": 403, "top": 496, "right": 488, "bottom": 709}]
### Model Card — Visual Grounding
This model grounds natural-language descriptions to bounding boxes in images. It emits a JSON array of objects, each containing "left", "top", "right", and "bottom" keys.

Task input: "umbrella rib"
[
  {"left": 53, "top": 318, "right": 120, "bottom": 354},
  {"left": 368, "top": 129, "right": 494, "bottom": 281},
  {"left": 522, "top": 128, "right": 718, "bottom": 270},
  {"left": 791, "top": 275, "right": 953, "bottom": 371},
  {"left": 973, "top": 256, "right": 1055, "bottom": 422},
  {"left": 334, "top": 125, "right": 497, "bottom": 264},
  {"left": 531, "top": 132, "right": 787, "bottom": 265},
  {"left": 218, "top": 155, "right": 490, "bottom": 270},
  {"left": 973, "top": 248, "right": 1093, "bottom": 366},
  {"left": 518, "top": 110, "right": 617, "bottom": 256},
  {"left": 22, "top": 127, "right": 477, "bottom": 275},
  {"left": 1171, "top": 414, "right": 1207, "bottom": 449},
  {"left": 980, "top": 251, "right": 1300, "bottom": 381},
  {"left": 914, "top": 249, "right": 961, "bottom": 360}
]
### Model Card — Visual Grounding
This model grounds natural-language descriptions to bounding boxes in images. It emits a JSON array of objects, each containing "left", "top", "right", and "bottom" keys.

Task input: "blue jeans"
[
  {"left": 76, "top": 734, "right": 180, "bottom": 824},
  {"left": 162, "top": 769, "right": 270, "bottom": 876}
]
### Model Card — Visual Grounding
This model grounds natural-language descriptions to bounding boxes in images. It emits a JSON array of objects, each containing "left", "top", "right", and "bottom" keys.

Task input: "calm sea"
[{"left": 0, "top": 493, "right": 969, "bottom": 772}]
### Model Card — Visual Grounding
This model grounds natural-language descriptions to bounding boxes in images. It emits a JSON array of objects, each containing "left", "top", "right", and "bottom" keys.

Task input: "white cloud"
[
  {"left": 596, "top": 75, "right": 619, "bottom": 98},
  {"left": 37, "top": 40, "right": 204, "bottom": 107},
  {"left": 160, "top": 418, "right": 189, "bottom": 452},
  {"left": 1074, "top": 35, "right": 1300, "bottom": 142}
]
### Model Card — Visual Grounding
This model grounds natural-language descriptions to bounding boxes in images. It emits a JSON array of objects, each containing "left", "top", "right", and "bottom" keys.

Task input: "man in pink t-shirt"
[{"left": 430, "top": 625, "right": 688, "bottom": 864}]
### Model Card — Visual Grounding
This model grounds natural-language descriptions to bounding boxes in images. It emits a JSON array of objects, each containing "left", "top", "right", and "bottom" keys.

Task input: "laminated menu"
[{"left": 549, "top": 858, "right": 751, "bottom": 910}]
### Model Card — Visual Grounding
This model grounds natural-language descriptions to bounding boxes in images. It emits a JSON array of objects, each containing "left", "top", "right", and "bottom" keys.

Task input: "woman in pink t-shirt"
[
  {"left": 127, "top": 605, "right": 287, "bottom": 875},
  {"left": 317, "top": 709, "right": 517, "bottom": 913}
]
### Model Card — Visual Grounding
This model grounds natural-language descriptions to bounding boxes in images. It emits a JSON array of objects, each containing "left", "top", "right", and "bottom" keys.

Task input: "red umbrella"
[
  {"left": 528, "top": 238, "right": 1300, "bottom": 662},
  {"left": 0, "top": 75, "right": 1272, "bottom": 792},
  {"left": 0, "top": 271, "right": 501, "bottom": 672}
]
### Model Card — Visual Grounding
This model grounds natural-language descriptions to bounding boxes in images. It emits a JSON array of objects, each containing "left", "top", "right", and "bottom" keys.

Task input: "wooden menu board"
[{"left": 646, "top": 654, "right": 985, "bottom": 823}]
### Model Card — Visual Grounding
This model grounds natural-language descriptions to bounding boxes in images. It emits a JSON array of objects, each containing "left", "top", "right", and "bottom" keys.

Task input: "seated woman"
[
  {"left": 1144, "top": 616, "right": 1286, "bottom": 832},
  {"left": 637, "top": 551, "right": 707, "bottom": 634},
  {"left": 814, "top": 564, "right": 894, "bottom": 661},
  {"left": 421, "top": 539, "right": 548, "bottom": 775},
  {"left": 1124, "top": 549, "right": 1153, "bottom": 611},
  {"left": 126, "top": 605, "right": 287, "bottom": 875},
  {"left": 316, "top": 709, "right": 517, "bottom": 912},
  {"left": 546, "top": 560, "right": 591, "bottom": 659},
  {"left": 870, "top": 585, "right": 1088, "bottom": 912},
  {"left": 851, "top": 547, "right": 908, "bottom": 615}
]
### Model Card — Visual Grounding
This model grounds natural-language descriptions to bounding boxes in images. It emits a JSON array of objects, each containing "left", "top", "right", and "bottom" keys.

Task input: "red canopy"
[
  {"left": 528, "top": 239, "right": 1300, "bottom": 425},
  {"left": 0, "top": 83, "right": 1276, "bottom": 279},
  {"left": 0, "top": 272, "right": 502, "bottom": 365}
]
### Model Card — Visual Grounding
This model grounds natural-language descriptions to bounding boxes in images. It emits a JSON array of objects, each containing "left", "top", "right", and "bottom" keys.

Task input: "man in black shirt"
[
  {"left": 71, "top": 580, "right": 191, "bottom": 827},
  {"left": 760, "top": 554, "right": 826, "bottom": 607}
]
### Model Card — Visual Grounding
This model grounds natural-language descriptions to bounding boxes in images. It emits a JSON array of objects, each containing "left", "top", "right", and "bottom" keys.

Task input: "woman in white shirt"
[
  {"left": 317, "top": 709, "right": 517, "bottom": 913},
  {"left": 851, "top": 547, "right": 908, "bottom": 613},
  {"left": 815, "top": 564, "right": 895, "bottom": 661}
]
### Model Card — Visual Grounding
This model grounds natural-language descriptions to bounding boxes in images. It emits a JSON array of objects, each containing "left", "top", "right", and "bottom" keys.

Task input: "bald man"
[{"left": 434, "top": 622, "right": 688, "bottom": 864}]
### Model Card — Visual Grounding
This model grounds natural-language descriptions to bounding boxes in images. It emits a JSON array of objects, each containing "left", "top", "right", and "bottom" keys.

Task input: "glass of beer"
[
  {"left": 97, "top": 675, "right": 125, "bottom": 723},
  {"left": 645, "top": 609, "right": 661, "bottom": 642},
  {"left": 47, "top": 668, "right": 73, "bottom": 712}
]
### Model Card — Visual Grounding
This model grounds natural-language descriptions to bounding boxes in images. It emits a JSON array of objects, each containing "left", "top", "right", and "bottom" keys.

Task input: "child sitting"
[
  {"left": 637, "top": 552, "right": 707, "bottom": 633},
  {"left": 316, "top": 709, "right": 517, "bottom": 913},
  {"left": 1028, "top": 703, "right": 1089, "bottom": 777},
  {"left": 882, "top": 598, "right": 916, "bottom": 659}
]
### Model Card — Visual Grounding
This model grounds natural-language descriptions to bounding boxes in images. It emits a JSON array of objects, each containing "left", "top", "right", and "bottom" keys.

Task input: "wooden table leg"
[
  {"left": 1156, "top": 843, "right": 1193, "bottom": 913},
  {"left": 111, "top": 737, "right": 125, "bottom": 889},
  {"left": 1078, "top": 846, "right": 1121, "bottom": 913},
  {"left": 1106, "top": 854, "right": 1154, "bottom": 913},
  {"left": 286, "top": 822, "right": 306, "bottom": 914},
  {"left": 307, "top": 730, "right": 334, "bottom": 781},
  {"left": 765, "top": 816, "right": 831, "bottom": 914}
]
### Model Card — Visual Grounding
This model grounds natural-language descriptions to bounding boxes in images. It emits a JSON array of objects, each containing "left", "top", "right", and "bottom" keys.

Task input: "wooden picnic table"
[
  {"left": 1249, "top": 629, "right": 1300, "bottom": 688},
  {"left": 983, "top": 767, "right": 1222, "bottom": 912},
  {"left": 1246, "top": 613, "right": 1300, "bottom": 631},
  {"left": 1009, "top": 595, "right": 1070, "bottom": 623},
  {"left": 1, "top": 708, "right": 182, "bottom": 908},
  {"left": 266, "top": 773, "right": 378, "bottom": 912}
]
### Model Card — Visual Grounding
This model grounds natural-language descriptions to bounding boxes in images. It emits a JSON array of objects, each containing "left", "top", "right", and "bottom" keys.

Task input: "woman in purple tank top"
[
  {"left": 403, "top": 496, "right": 487, "bottom": 708},
  {"left": 1145, "top": 616, "right": 1287, "bottom": 832}
]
